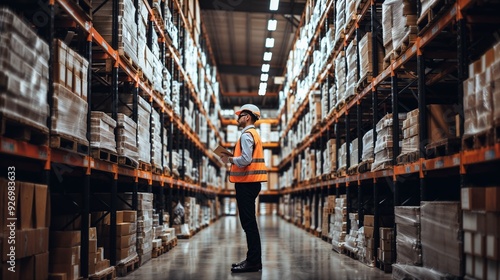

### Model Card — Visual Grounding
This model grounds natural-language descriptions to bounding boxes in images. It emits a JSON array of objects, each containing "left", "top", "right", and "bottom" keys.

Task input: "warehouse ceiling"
[{"left": 200, "top": 0, "right": 307, "bottom": 112}]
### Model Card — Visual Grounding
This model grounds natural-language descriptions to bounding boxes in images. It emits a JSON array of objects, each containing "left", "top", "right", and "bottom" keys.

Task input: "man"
[{"left": 220, "top": 104, "right": 268, "bottom": 273}]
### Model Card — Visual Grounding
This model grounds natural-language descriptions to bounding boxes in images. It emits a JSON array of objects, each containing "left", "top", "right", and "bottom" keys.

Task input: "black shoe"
[
  {"left": 232, "top": 260, "right": 246, "bottom": 267},
  {"left": 231, "top": 261, "right": 262, "bottom": 273}
]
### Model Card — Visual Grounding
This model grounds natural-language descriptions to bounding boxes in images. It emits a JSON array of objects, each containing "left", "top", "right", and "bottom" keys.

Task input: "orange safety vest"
[{"left": 229, "top": 128, "right": 268, "bottom": 183}]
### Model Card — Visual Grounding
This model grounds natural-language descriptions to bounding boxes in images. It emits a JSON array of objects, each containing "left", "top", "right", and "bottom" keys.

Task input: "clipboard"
[{"left": 213, "top": 145, "right": 233, "bottom": 158}]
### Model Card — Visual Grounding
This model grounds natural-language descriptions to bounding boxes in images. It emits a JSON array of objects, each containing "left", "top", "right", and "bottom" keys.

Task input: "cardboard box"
[
  {"left": 364, "top": 215, "right": 374, "bottom": 227},
  {"left": 96, "top": 247, "right": 104, "bottom": 262},
  {"left": 50, "top": 231, "right": 80, "bottom": 248},
  {"left": 463, "top": 211, "right": 486, "bottom": 233},
  {"left": 49, "top": 263, "right": 79, "bottom": 280},
  {"left": 486, "top": 212, "right": 500, "bottom": 236},
  {"left": 19, "top": 182, "right": 34, "bottom": 229},
  {"left": 89, "top": 227, "right": 97, "bottom": 240},
  {"left": 380, "top": 238, "right": 393, "bottom": 251},
  {"left": 462, "top": 187, "right": 486, "bottom": 210},
  {"left": 380, "top": 227, "right": 393, "bottom": 240},
  {"left": 1, "top": 229, "right": 37, "bottom": 261},
  {"left": 35, "top": 252, "right": 49, "bottom": 280},
  {"left": 486, "top": 235, "right": 499, "bottom": 260},
  {"left": 427, "top": 104, "right": 458, "bottom": 144},
  {"left": 486, "top": 187, "right": 500, "bottom": 212},
  {"left": 474, "top": 233, "right": 485, "bottom": 257},
  {"left": 117, "top": 211, "right": 137, "bottom": 223},
  {"left": 49, "top": 246, "right": 80, "bottom": 265},
  {"left": 89, "top": 239, "right": 97, "bottom": 253},
  {"left": 21, "top": 255, "right": 35, "bottom": 280},
  {"left": 364, "top": 226, "right": 374, "bottom": 239},
  {"left": 0, "top": 178, "right": 19, "bottom": 229},
  {"left": 115, "top": 234, "right": 136, "bottom": 249},
  {"left": 115, "top": 245, "right": 136, "bottom": 261},
  {"left": 35, "top": 228, "right": 49, "bottom": 255},
  {"left": 34, "top": 184, "right": 48, "bottom": 228}
]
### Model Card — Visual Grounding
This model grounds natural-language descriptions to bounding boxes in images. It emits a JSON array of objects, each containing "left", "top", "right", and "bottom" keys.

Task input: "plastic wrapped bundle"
[
  {"left": 90, "top": 111, "right": 117, "bottom": 152},
  {"left": 338, "top": 142, "right": 347, "bottom": 170},
  {"left": 151, "top": 109, "right": 162, "bottom": 168},
  {"left": 335, "top": 0, "right": 346, "bottom": 43},
  {"left": 392, "top": 264, "right": 450, "bottom": 280},
  {"left": 345, "top": 40, "right": 358, "bottom": 101},
  {"left": 361, "top": 129, "right": 374, "bottom": 161},
  {"left": 335, "top": 53, "right": 347, "bottom": 108},
  {"left": 138, "top": 96, "right": 151, "bottom": 163},
  {"left": 382, "top": 3, "right": 393, "bottom": 49},
  {"left": 93, "top": 0, "right": 138, "bottom": 65},
  {"left": 0, "top": 8, "right": 50, "bottom": 133},
  {"left": 116, "top": 113, "right": 139, "bottom": 162},
  {"left": 421, "top": 201, "right": 462, "bottom": 277},
  {"left": 51, "top": 83, "right": 88, "bottom": 144},
  {"left": 349, "top": 138, "right": 359, "bottom": 167},
  {"left": 385, "top": 0, "right": 418, "bottom": 52},
  {"left": 475, "top": 71, "right": 493, "bottom": 134},
  {"left": 395, "top": 206, "right": 421, "bottom": 265}
]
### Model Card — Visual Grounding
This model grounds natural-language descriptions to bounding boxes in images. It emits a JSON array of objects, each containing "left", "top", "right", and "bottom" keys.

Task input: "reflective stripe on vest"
[{"left": 229, "top": 128, "right": 268, "bottom": 183}]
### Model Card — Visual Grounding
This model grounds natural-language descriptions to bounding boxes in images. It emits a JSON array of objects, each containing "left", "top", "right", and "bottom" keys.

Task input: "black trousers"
[{"left": 235, "top": 182, "right": 262, "bottom": 264}]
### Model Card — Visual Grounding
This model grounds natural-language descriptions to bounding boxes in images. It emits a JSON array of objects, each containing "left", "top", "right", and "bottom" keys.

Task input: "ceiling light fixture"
[
  {"left": 269, "top": 0, "right": 279, "bottom": 11},
  {"left": 267, "top": 19, "right": 277, "bottom": 31},
  {"left": 263, "top": 52, "right": 272, "bottom": 61},
  {"left": 260, "top": 73, "right": 269, "bottom": 82},
  {"left": 265, "top": 38, "right": 275, "bottom": 48},
  {"left": 259, "top": 82, "right": 267, "bottom": 90},
  {"left": 261, "top": 64, "right": 270, "bottom": 72},
  {"left": 258, "top": 89, "right": 266, "bottom": 96}
]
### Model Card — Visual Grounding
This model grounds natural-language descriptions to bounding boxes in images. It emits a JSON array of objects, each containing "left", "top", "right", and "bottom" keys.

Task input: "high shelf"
[
  {"left": 277, "top": 0, "right": 500, "bottom": 277},
  {"left": 1, "top": 0, "right": 226, "bottom": 277}
]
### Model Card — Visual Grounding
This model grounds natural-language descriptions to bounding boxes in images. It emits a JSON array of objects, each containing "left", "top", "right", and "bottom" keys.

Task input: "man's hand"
[{"left": 220, "top": 155, "right": 229, "bottom": 164}]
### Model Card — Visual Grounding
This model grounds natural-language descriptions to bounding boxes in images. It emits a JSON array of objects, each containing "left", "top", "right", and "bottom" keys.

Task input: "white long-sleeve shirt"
[{"left": 232, "top": 125, "right": 255, "bottom": 168}]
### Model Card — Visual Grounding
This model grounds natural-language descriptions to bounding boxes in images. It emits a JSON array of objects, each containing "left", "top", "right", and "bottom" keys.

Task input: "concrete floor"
[{"left": 121, "top": 215, "right": 393, "bottom": 280}]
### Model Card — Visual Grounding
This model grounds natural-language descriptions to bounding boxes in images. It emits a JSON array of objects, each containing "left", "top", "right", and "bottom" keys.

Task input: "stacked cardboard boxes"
[
  {"left": 399, "top": 109, "right": 419, "bottom": 158},
  {"left": 462, "top": 186, "right": 500, "bottom": 279},
  {"left": 137, "top": 96, "right": 152, "bottom": 164},
  {"left": 0, "top": 180, "right": 50, "bottom": 280},
  {"left": 116, "top": 113, "right": 139, "bottom": 164},
  {"left": 361, "top": 129, "right": 374, "bottom": 163},
  {"left": 90, "top": 112, "right": 117, "bottom": 153},
  {"left": 372, "top": 113, "right": 405, "bottom": 171},
  {"left": 358, "top": 32, "right": 384, "bottom": 87},
  {"left": 335, "top": 53, "right": 347, "bottom": 109},
  {"left": 378, "top": 228, "right": 394, "bottom": 266},
  {"left": 363, "top": 215, "right": 375, "bottom": 264},
  {"left": 332, "top": 196, "right": 347, "bottom": 253},
  {"left": 133, "top": 193, "right": 153, "bottom": 265},
  {"left": 382, "top": 0, "right": 417, "bottom": 55},
  {"left": 345, "top": 40, "right": 358, "bottom": 103},
  {"left": 0, "top": 8, "right": 50, "bottom": 135},
  {"left": 151, "top": 109, "right": 162, "bottom": 170},
  {"left": 338, "top": 142, "right": 347, "bottom": 172},
  {"left": 349, "top": 138, "right": 359, "bottom": 169},
  {"left": 49, "top": 231, "right": 81, "bottom": 280},
  {"left": 335, "top": 0, "right": 346, "bottom": 44}
]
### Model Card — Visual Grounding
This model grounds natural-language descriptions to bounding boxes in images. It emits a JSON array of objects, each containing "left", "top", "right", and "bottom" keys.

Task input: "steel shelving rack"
[
  {"left": 1, "top": 0, "right": 227, "bottom": 277},
  {"left": 277, "top": 0, "right": 500, "bottom": 272}
]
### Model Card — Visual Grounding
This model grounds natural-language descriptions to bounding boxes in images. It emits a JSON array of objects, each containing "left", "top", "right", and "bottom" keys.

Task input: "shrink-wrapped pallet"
[
  {"left": 383, "top": 0, "right": 418, "bottom": 53},
  {"left": 338, "top": 142, "right": 347, "bottom": 170},
  {"left": 90, "top": 111, "right": 117, "bottom": 153},
  {"left": 361, "top": 129, "right": 374, "bottom": 162},
  {"left": 358, "top": 32, "right": 385, "bottom": 86},
  {"left": 93, "top": 0, "right": 138, "bottom": 65},
  {"left": 345, "top": 40, "right": 358, "bottom": 102},
  {"left": 421, "top": 201, "right": 462, "bottom": 277},
  {"left": 151, "top": 109, "right": 162, "bottom": 168},
  {"left": 116, "top": 113, "right": 139, "bottom": 162},
  {"left": 335, "top": 0, "right": 346, "bottom": 44},
  {"left": 335, "top": 53, "right": 347, "bottom": 108},
  {"left": 401, "top": 109, "right": 419, "bottom": 154},
  {"left": 51, "top": 83, "right": 88, "bottom": 144},
  {"left": 395, "top": 206, "right": 421, "bottom": 265},
  {"left": 350, "top": 138, "right": 359, "bottom": 167},
  {"left": 0, "top": 8, "right": 49, "bottom": 133},
  {"left": 138, "top": 96, "right": 152, "bottom": 163},
  {"left": 332, "top": 197, "right": 347, "bottom": 253},
  {"left": 372, "top": 113, "right": 405, "bottom": 171}
]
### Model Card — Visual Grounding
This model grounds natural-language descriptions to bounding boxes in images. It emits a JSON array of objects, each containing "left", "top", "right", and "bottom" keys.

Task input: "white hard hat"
[{"left": 235, "top": 104, "right": 261, "bottom": 120}]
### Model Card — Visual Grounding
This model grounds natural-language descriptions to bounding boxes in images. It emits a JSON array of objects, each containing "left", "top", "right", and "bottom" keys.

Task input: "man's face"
[{"left": 237, "top": 112, "right": 249, "bottom": 127}]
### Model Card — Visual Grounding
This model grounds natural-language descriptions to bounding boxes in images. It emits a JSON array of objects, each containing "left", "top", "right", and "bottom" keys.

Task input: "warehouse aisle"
[{"left": 121, "top": 215, "right": 392, "bottom": 280}]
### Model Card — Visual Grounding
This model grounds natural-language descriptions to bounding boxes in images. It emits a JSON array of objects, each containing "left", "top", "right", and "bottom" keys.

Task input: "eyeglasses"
[{"left": 238, "top": 113, "right": 248, "bottom": 120}]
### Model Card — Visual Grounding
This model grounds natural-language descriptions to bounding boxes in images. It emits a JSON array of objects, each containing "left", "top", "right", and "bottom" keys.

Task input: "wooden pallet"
[
  {"left": 378, "top": 261, "right": 392, "bottom": 273},
  {"left": 417, "top": 0, "right": 455, "bottom": 35},
  {"left": 357, "top": 73, "right": 373, "bottom": 91},
  {"left": 152, "top": 247, "right": 164, "bottom": 258},
  {"left": 138, "top": 161, "right": 152, "bottom": 172},
  {"left": 118, "top": 155, "right": 139, "bottom": 168},
  {"left": 347, "top": 164, "right": 358, "bottom": 175},
  {"left": 91, "top": 148, "right": 118, "bottom": 163},
  {"left": 118, "top": 49, "right": 140, "bottom": 74},
  {"left": 0, "top": 114, "right": 49, "bottom": 145},
  {"left": 393, "top": 29, "right": 418, "bottom": 57},
  {"left": 90, "top": 266, "right": 116, "bottom": 280},
  {"left": 336, "top": 167, "right": 347, "bottom": 177},
  {"left": 396, "top": 150, "right": 420, "bottom": 165},
  {"left": 371, "top": 161, "right": 393, "bottom": 172},
  {"left": 383, "top": 50, "right": 395, "bottom": 70},
  {"left": 357, "top": 160, "right": 373, "bottom": 173},
  {"left": 115, "top": 256, "right": 140, "bottom": 277},
  {"left": 462, "top": 127, "right": 497, "bottom": 151},
  {"left": 345, "top": 249, "right": 358, "bottom": 260},
  {"left": 426, "top": 137, "right": 461, "bottom": 159},
  {"left": 151, "top": 163, "right": 163, "bottom": 174},
  {"left": 50, "top": 134, "right": 89, "bottom": 155}
]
